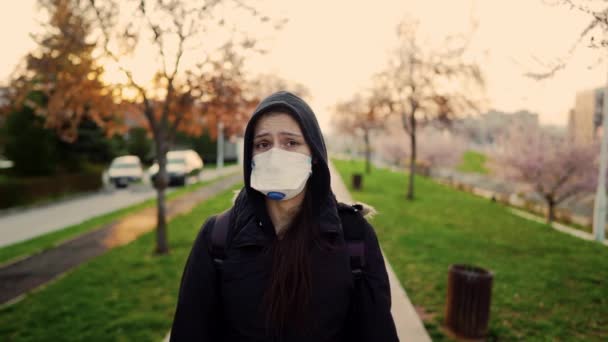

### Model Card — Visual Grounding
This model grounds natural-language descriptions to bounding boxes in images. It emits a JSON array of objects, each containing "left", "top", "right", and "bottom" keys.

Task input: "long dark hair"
[{"left": 262, "top": 180, "right": 321, "bottom": 336}]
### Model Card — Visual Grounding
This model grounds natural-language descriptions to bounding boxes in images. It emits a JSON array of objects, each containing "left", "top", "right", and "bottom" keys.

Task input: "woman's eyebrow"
[
  {"left": 254, "top": 132, "right": 271, "bottom": 139},
  {"left": 254, "top": 131, "right": 302, "bottom": 138},
  {"left": 279, "top": 131, "right": 302, "bottom": 138}
]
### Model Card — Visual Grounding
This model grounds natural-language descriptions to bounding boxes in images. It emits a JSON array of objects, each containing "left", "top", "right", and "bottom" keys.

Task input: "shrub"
[{"left": 0, "top": 171, "right": 102, "bottom": 209}]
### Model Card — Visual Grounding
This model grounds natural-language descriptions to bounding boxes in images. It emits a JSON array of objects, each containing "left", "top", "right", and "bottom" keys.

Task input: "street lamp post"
[
  {"left": 216, "top": 121, "right": 224, "bottom": 169},
  {"left": 592, "top": 62, "right": 608, "bottom": 243}
]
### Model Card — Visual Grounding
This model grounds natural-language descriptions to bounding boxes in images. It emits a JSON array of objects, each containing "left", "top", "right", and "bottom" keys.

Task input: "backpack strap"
[
  {"left": 209, "top": 204, "right": 366, "bottom": 279},
  {"left": 337, "top": 203, "right": 367, "bottom": 279},
  {"left": 210, "top": 208, "right": 232, "bottom": 265}
]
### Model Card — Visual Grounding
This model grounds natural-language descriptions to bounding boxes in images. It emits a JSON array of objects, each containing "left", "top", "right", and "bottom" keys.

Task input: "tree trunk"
[
  {"left": 547, "top": 199, "right": 556, "bottom": 225},
  {"left": 154, "top": 129, "right": 169, "bottom": 254},
  {"left": 407, "top": 114, "right": 417, "bottom": 200},
  {"left": 364, "top": 129, "right": 371, "bottom": 174}
]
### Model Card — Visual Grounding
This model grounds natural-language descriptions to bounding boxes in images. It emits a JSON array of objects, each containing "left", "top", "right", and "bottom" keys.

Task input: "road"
[{"left": 0, "top": 165, "right": 240, "bottom": 248}]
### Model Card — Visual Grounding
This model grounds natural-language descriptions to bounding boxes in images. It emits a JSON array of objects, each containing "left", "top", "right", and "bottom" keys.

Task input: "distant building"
[
  {"left": 569, "top": 87, "right": 603, "bottom": 145},
  {"left": 456, "top": 109, "right": 540, "bottom": 146},
  {"left": 541, "top": 125, "right": 567, "bottom": 139}
]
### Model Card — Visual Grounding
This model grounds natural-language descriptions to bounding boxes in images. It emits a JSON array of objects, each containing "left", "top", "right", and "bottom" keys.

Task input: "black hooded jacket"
[{"left": 170, "top": 91, "right": 399, "bottom": 341}]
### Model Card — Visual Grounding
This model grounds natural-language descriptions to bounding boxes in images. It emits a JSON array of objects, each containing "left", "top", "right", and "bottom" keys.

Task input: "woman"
[{"left": 170, "top": 91, "right": 398, "bottom": 341}]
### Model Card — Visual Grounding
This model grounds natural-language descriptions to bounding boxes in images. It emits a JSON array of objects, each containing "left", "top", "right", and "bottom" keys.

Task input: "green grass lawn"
[
  {"left": 334, "top": 159, "right": 607, "bottom": 341},
  {"left": 453, "top": 150, "right": 599, "bottom": 237},
  {"left": 0, "top": 183, "right": 241, "bottom": 341},
  {"left": 0, "top": 175, "right": 234, "bottom": 265},
  {"left": 457, "top": 150, "right": 488, "bottom": 174}
]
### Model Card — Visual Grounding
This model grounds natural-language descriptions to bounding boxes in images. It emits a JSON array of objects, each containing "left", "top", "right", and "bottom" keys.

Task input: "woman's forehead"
[{"left": 254, "top": 112, "right": 302, "bottom": 135}]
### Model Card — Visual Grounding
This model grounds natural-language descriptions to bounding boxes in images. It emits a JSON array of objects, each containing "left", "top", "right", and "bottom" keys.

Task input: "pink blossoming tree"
[{"left": 493, "top": 128, "right": 598, "bottom": 223}]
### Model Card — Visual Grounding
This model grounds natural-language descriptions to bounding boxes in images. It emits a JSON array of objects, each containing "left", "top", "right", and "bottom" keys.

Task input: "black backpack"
[
  {"left": 209, "top": 203, "right": 367, "bottom": 278},
  {"left": 207, "top": 204, "right": 389, "bottom": 341}
]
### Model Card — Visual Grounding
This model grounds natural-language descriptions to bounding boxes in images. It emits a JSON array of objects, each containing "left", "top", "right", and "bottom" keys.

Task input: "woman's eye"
[
  {"left": 287, "top": 140, "right": 300, "bottom": 147},
  {"left": 255, "top": 141, "right": 270, "bottom": 149}
]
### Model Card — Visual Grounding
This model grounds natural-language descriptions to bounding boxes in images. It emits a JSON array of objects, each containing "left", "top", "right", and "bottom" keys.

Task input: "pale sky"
[{"left": 0, "top": 0, "right": 603, "bottom": 131}]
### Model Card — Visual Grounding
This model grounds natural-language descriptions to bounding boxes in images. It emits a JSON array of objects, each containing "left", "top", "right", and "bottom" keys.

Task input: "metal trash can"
[
  {"left": 444, "top": 264, "right": 493, "bottom": 339},
  {"left": 352, "top": 174, "right": 363, "bottom": 190}
]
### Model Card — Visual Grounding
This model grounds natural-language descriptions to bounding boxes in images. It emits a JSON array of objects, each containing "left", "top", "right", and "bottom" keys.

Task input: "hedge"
[{"left": 0, "top": 171, "right": 102, "bottom": 209}]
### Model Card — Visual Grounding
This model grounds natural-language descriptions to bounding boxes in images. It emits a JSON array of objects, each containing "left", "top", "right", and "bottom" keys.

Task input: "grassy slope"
[
  {"left": 457, "top": 150, "right": 488, "bottom": 174},
  {"left": 334, "top": 158, "right": 607, "bottom": 341}
]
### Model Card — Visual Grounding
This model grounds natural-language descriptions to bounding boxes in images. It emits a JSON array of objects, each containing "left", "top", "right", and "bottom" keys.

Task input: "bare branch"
[
  {"left": 87, "top": 1, "right": 147, "bottom": 94},
  {"left": 526, "top": 2, "right": 608, "bottom": 79},
  {"left": 563, "top": 0, "right": 608, "bottom": 24},
  {"left": 169, "top": 10, "right": 186, "bottom": 81},
  {"left": 143, "top": 7, "right": 169, "bottom": 77},
  {"left": 550, "top": 165, "right": 578, "bottom": 194}
]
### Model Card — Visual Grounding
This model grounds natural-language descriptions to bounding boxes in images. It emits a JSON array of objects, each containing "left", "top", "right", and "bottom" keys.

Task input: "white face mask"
[{"left": 250, "top": 148, "right": 312, "bottom": 201}]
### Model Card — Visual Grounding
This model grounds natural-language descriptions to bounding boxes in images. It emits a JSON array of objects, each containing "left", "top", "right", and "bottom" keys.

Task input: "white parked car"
[
  {"left": 149, "top": 150, "right": 204, "bottom": 186},
  {"left": 104, "top": 155, "right": 144, "bottom": 188},
  {"left": 0, "top": 156, "right": 13, "bottom": 169}
]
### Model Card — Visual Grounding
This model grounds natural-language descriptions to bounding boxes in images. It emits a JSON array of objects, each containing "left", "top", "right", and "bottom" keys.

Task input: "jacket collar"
[{"left": 230, "top": 188, "right": 342, "bottom": 249}]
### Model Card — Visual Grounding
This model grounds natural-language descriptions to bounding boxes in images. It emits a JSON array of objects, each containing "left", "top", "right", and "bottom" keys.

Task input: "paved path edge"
[{"left": 328, "top": 161, "right": 432, "bottom": 342}]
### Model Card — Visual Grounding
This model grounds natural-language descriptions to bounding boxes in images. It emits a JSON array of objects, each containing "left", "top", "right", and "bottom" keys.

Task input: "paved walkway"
[
  {"left": 328, "top": 162, "right": 431, "bottom": 342},
  {"left": 0, "top": 165, "right": 240, "bottom": 248},
  {"left": 0, "top": 173, "right": 242, "bottom": 305},
  {"left": 162, "top": 163, "right": 431, "bottom": 342},
  {"left": 510, "top": 208, "right": 608, "bottom": 247}
]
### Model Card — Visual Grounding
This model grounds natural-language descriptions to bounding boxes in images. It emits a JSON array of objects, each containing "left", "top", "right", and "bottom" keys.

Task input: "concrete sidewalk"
[
  {"left": 328, "top": 162, "right": 432, "bottom": 342},
  {"left": 0, "top": 165, "right": 239, "bottom": 248},
  {"left": 511, "top": 208, "right": 608, "bottom": 247}
]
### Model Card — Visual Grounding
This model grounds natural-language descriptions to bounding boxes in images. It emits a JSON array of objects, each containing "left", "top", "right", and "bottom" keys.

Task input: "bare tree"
[
  {"left": 378, "top": 19, "right": 485, "bottom": 200},
  {"left": 85, "top": 0, "right": 280, "bottom": 254},
  {"left": 493, "top": 126, "right": 598, "bottom": 223},
  {"left": 377, "top": 138, "right": 408, "bottom": 167},
  {"left": 416, "top": 128, "right": 467, "bottom": 170},
  {"left": 332, "top": 90, "right": 386, "bottom": 174},
  {"left": 189, "top": 44, "right": 260, "bottom": 140}
]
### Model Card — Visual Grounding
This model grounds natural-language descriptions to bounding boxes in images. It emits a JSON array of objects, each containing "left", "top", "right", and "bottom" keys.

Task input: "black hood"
[
  {"left": 243, "top": 91, "right": 330, "bottom": 195},
  {"left": 236, "top": 91, "right": 339, "bottom": 236}
]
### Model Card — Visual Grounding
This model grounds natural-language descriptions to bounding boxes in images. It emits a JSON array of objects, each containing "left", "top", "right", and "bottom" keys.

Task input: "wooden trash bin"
[
  {"left": 352, "top": 174, "right": 363, "bottom": 190},
  {"left": 445, "top": 264, "right": 493, "bottom": 339}
]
